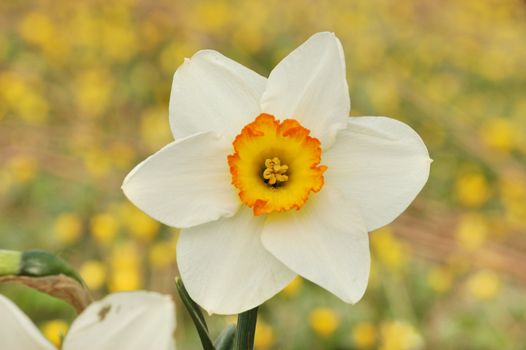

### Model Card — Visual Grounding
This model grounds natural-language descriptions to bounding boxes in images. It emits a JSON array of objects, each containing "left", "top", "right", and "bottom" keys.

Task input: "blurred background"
[{"left": 1, "top": 0, "right": 525, "bottom": 349}]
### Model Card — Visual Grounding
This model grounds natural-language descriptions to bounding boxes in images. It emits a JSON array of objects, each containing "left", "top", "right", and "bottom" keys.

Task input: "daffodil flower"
[
  {"left": 123, "top": 32, "right": 431, "bottom": 315},
  {"left": 0, "top": 291, "right": 175, "bottom": 350}
]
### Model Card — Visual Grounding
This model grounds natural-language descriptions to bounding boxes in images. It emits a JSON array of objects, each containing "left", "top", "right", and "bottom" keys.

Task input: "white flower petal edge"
[
  {"left": 324, "top": 116, "right": 432, "bottom": 231},
  {"left": 177, "top": 207, "right": 296, "bottom": 315},
  {"left": 63, "top": 291, "right": 175, "bottom": 350},
  {"left": 170, "top": 49, "right": 266, "bottom": 140},
  {"left": 261, "top": 32, "right": 349, "bottom": 148},
  {"left": 261, "top": 185, "right": 370, "bottom": 304},
  {"left": 0, "top": 295, "right": 55, "bottom": 350},
  {"left": 122, "top": 132, "right": 240, "bottom": 229}
]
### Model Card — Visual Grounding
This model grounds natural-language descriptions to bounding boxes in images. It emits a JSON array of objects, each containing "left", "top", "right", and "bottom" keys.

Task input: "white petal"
[
  {"left": 0, "top": 295, "right": 55, "bottom": 350},
  {"left": 324, "top": 116, "right": 431, "bottom": 231},
  {"left": 261, "top": 32, "right": 349, "bottom": 147},
  {"left": 122, "top": 132, "right": 239, "bottom": 228},
  {"left": 170, "top": 50, "right": 266, "bottom": 139},
  {"left": 261, "top": 185, "right": 370, "bottom": 303},
  {"left": 177, "top": 207, "right": 296, "bottom": 315},
  {"left": 63, "top": 291, "right": 175, "bottom": 350}
]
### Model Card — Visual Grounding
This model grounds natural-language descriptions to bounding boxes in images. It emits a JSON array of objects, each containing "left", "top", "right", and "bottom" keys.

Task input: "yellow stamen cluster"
[{"left": 262, "top": 157, "right": 289, "bottom": 186}]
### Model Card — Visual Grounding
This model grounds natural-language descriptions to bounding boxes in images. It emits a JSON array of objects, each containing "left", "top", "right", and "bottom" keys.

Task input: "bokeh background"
[{"left": 1, "top": 0, "right": 526, "bottom": 349}]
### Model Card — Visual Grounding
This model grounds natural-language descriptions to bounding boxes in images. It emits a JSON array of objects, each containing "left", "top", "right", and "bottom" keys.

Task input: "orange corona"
[{"left": 228, "top": 114, "right": 327, "bottom": 215}]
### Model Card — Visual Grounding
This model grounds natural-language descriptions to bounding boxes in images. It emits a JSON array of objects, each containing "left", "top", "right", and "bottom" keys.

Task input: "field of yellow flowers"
[{"left": 1, "top": 0, "right": 525, "bottom": 349}]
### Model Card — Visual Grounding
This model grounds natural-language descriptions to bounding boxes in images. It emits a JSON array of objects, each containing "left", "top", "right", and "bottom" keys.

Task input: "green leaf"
[
  {"left": 215, "top": 324, "right": 236, "bottom": 350},
  {"left": 175, "top": 277, "right": 215, "bottom": 350}
]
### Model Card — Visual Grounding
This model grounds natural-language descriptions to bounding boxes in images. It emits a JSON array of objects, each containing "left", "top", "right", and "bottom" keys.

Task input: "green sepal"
[{"left": 175, "top": 277, "right": 215, "bottom": 350}]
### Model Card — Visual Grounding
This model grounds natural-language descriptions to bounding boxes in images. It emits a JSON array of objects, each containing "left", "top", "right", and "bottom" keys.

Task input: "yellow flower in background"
[
  {"left": 83, "top": 148, "right": 113, "bottom": 178},
  {"left": 8, "top": 155, "right": 38, "bottom": 184},
  {"left": 41, "top": 320, "right": 69, "bottom": 348},
  {"left": 379, "top": 321, "right": 423, "bottom": 350},
  {"left": 111, "top": 242, "right": 140, "bottom": 270},
  {"left": 18, "top": 11, "right": 69, "bottom": 62},
  {"left": 426, "top": 266, "right": 453, "bottom": 294},
  {"left": 371, "top": 226, "right": 409, "bottom": 272},
  {"left": 140, "top": 107, "right": 173, "bottom": 152},
  {"left": 254, "top": 320, "right": 275, "bottom": 350},
  {"left": 74, "top": 68, "right": 114, "bottom": 118},
  {"left": 467, "top": 270, "right": 500, "bottom": 301},
  {"left": 148, "top": 241, "right": 177, "bottom": 269},
  {"left": 100, "top": 21, "right": 137, "bottom": 63},
  {"left": 109, "top": 243, "right": 143, "bottom": 292},
  {"left": 309, "top": 307, "right": 339, "bottom": 338},
  {"left": 352, "top": 321, "right": 376, "bottom": 349},
  {"left": 120, "top": 203, "right": 160, "bottom": 241},
  {"left": 280, "top": 276, "right": 302, "bottom": 298},
  {"left": 500, "top": 172, "right": 526, "bottom": 202},
  {"left": 53, "top": 213, "right": 83, "bottom": 246},
  {"left": 455, "top": 213, "right": 489, "bottom": 251},
  {"left": 192, "top": 1, "right": 229, "bottom": 31},
  {"left": 138, "top": 20, "right": 162, "bottom": 52},
  {"left": 90, "top": 213, "right": 119, "bottom": 246},
  {"left": 503, "top": 200, "right": 526, "bottom": 230},
  {"left": 480, "top": 118, "right": 515, "bottom": 152},
  {"left": 0, "top": 73, "right": 49, "bottom": 124},
  {"left": 79, "top": 260, "right": 107, "bottom": 290},
  {"left": 232, "top": 23, "right": 265, "bottom": 54},
  {"left": 109, "top": 269, "right": 142, "bottom": 292},
  {"left": 159, "top": 42, "right": 196, "bottom": 75},
  {"left": 455, "top": 171, "right": 490, "bottom": 208}
]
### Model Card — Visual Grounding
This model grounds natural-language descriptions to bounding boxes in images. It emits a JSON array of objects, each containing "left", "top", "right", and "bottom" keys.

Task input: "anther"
[{"left": 262, "top": 157, "right": 289, "bottom": 186}]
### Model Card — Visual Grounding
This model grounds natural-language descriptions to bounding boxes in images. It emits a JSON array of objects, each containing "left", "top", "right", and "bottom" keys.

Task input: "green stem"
[
  {"left": 234, "top": 307, "right": 258, "bottom": 350},
  {"left": 0, "top": 250, "right": 22, "bottom": 275}
]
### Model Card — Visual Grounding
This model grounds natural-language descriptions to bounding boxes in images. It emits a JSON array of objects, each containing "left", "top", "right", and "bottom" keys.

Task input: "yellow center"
[{"left": 228, "top": 113, "right": 326, "bottom": 215}]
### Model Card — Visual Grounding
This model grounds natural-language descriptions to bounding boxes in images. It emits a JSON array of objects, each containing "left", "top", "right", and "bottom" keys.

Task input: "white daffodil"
[
  {"left": 0, "top": 291, "right": 176, "bottom": 350},
  {"left": 123, "top": 32, "right": 431, "bottom": 315}
]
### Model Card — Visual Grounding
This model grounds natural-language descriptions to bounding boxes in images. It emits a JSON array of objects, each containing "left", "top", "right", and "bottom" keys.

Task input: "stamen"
[{"left": 262, "top": 157, "right": 289, "bottom": 186}]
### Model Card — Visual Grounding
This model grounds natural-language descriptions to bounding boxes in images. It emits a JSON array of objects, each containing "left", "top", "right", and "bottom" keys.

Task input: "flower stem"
[{"left": 234, "top": 307, "right": 258, "bottom": 350}]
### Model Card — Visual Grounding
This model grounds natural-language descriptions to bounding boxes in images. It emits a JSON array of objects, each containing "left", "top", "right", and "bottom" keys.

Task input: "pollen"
[
  {"left": 262, "top": 157, "right": 289, "bottom": 186},
  {"left": 228, "top": 113, "right": 326, "bottom": 216}
]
